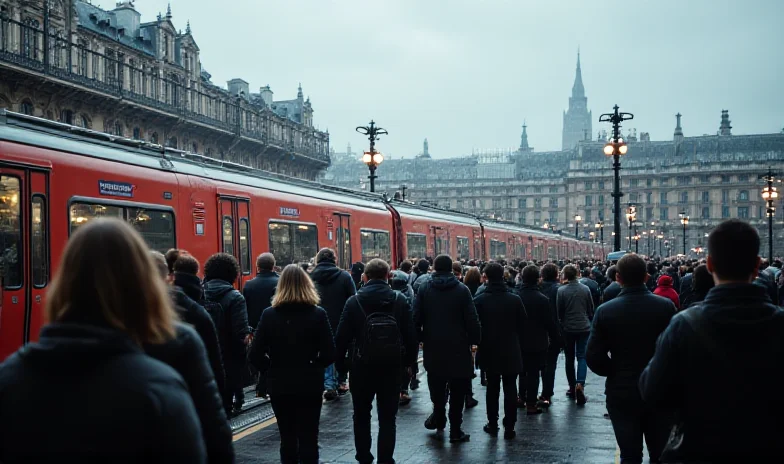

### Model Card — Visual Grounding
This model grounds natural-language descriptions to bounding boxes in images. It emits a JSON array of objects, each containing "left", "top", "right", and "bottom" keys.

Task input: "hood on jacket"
[
  {"left": 20, "top": 323, "right": 141, "bottom": 373},
  {"left": 357, "top": 279, "right": 398, "bottom": 306},
  {"left": 657, "top": 274, "right": 674, "bottom": 288},
  {"left": 173, "top": 272, "right": 203, "bottom": 302},
  {"left": 310, "top": 261, "right": 344, "bottom": 285},
  {"left": 429, "top": 272, "right": 460, "bottom": 290},
  {"left": 484, "top": 281, "right": 509, "bottom": 293},
  {"left": 204, "top": 278, "right": 235, "bottom": 301}
]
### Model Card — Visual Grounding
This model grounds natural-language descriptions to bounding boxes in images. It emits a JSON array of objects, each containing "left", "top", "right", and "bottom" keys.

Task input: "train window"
[
  {"left": 222, "top": 216, "right": 234, "bottom": 255},
  {"left": 0, "top": 176, "right": 22, "bottom": 288},
  {"left": 456, "top": 237, "right": 470, "bottom": 260},
  {"left": 489, "top": 239, "right": 507, "bottom": 260},
  {"left": 360, "top": 229, "right": 391, "bottom": 264},
  {"left": 31, "top": 195, "right": 48, "bottom": 287},
  {"left": 269, "top": 222, "right": 319, "bottom": 266},
  {"left": 336, "top": 226, "right": 351, "bottom": 269},
  {"left": 127, "top": 208, "right": 175, "bottom": 253},
  {"left": 406, "top": 233, "right": 427, "bottom": 260},
  {"left": 239, "top": 218, "right": 251, "bottom": 275},
  {"left": 435, "top": 236, "right": 449, "bottom": 256}
]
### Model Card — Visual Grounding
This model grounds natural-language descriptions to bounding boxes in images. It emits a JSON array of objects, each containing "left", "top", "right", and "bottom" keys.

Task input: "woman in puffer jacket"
[{"left": 653, "top": 274, "right": 680, "bottom": 310}]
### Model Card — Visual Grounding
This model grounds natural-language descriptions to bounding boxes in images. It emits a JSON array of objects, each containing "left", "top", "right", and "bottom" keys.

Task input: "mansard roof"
[{"left": 76, "top": 2, "right": 155, "bottom": 56}]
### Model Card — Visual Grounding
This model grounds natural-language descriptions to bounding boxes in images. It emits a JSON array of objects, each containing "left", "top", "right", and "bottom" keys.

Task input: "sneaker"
[
  {"left": 526, "top": 406, "right": 544, "bottom": 415},
  {"left": 323, "top": 389, "right": 338, "bottom": 402},
  {"left": 465, "top": 395, "right": 479, "bottom": 409},
  {"left": 503, "top": 429, "right": 516, "bottom": 440},
  {"left": 575, "top": 384, "right": 587, "bottom": 405},
  {"left": 410, "top": 378, "right": 421, "bottom": 390},
  {"left": 337, "top": 384, "right": 350, "bottom": 396},
  {"left": 566, "top": 388, "right": 575, "bottom": 398},
  {"left": 482, "top": 423, "right": 499, "bottom": 436},
  {"left": 537, "top": 395, "right": 551, "bottom": 408},
  {"left": 424, "top": 413, "right": 447, "bottom": 431},
  {"left": 399, "top": 392, "right": 412, "bottom": 406},
  {"left": 449, "top": 431, "right": 470, "bottom": 443}
]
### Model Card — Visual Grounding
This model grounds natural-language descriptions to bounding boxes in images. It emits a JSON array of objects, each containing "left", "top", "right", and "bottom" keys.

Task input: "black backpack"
[{"left": 354, "top": 296, "right": 403, "bottom": 366}]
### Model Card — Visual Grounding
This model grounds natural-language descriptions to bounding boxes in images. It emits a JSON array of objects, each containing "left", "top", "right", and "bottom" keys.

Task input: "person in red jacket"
[{"left": 653, "top": 274, "right": 680, "bottom": 309}]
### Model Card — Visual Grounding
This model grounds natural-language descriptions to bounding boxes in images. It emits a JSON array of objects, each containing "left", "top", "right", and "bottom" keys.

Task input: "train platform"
[{"left": 232, "top": 354, "right": 627, "bottom": 463}]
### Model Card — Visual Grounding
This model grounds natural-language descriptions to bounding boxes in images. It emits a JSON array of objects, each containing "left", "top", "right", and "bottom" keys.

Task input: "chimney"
[
  {"left": 674, "top": 112, "right": 684, "bottom": 143},
  {"left": 259, "top": 85, "right": 273, "bottom": 106},
  {"left": 227, "top": 79, "right": 249, "bottom": 100},
  {"left": 719, "top": 109, "right": 732, "bottom": 136}
]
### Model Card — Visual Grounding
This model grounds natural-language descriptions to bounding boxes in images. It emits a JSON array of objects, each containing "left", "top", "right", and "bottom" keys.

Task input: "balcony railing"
[{"left": 0, "top": 16, "right": 330, "bottom": 163}]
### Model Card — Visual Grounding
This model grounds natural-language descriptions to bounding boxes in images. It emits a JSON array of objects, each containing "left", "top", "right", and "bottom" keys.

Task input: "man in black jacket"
[
  {"left": 335, "top": 259, "right": 418, "bottom": 464},
  {"left": 310, "top": 248, "right": 356, "bottom": 400},
  {"left": 243, "top": 252, "right": 279, "bottom": 398},
  {"left": 587, "top": 253, "right": 676, "bottom": 464},
  {"left": 518, "top": 265, "right": 560, "bottom": 414},
  {"left": 538, "top": 262, "right": 561, "bottom": 405},
  {"left": 414, "top": 255, "right": 480, "bottom": 443},
  {"left": 475, "top": 262, "right": 526, "bottom": 439},
  {"left": 204, "top": 253, "right": 251, "bottom": 416},
  {"left": 640, "top": 220, "right": 784, "bottom": 462},
  {"left": 579, "top": 268, "right": 602, "bottom": 309},
  {"left": 602, "top": 265, "right": 622, "bottom": 303}
]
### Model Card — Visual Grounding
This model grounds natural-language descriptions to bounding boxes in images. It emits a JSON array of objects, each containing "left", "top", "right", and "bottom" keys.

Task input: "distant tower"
[
  {"left": 346, "top": 143, "right": 352, "bottom": 157},
  {"left": 719, "top": 110, "right": 732, "bottom": 136},
  {"left": 674, "top": 113, "right": 684, "bottom": 143},
  {"left": 519, "top": 122, "right": 532, "bottom": 152},
  {"left": 562, "top": 50, "right": 592, "bottom": 150},
  {"left": 297, "top": 83, "right": 303, "bottom": 101},
  {"left": 421, "top": 138, "right": 431, "bottom": 158}
]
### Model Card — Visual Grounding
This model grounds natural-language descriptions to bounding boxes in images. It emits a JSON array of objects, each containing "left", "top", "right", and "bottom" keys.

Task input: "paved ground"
[{"left": 235, "top": 354, "right": 624, "bottom": 463}]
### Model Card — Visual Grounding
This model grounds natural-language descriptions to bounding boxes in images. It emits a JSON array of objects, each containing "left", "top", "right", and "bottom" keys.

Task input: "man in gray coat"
[{"left": 556, "top": 264, "right": 594, "bottom": 405}]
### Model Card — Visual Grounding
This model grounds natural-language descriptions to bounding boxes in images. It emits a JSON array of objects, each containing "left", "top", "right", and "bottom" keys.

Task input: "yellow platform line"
[
  {"left": 233, "top": 417, "right": 277, "bottom": 442},
  {"left": 615, "top": 445, "right": 620, "bottom": 463}
]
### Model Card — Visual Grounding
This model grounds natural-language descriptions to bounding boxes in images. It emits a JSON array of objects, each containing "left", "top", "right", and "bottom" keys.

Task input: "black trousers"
[
  {"left": 270, "top": 393, "right": 323, "bottom": 464},
  {"left": 606, "top": 393, "right": 672, "bottom": 464},
  {"left": 350, "top": 368, "right": 401, "bottom": 464},
  {"left": 428, "top": 375, "right": 470, "bottom": 432},
  {"left": 224, "top": 356, "right": 246, "bottom": 410},
  {"left": 485, "top": 372, "right": 518, "bottom": 429},
  {"left": 520, "top": 352, "right": 546, "bottom": 405},
  {"left": 541, "top": 341, "right": 560, "bottom": 398}
]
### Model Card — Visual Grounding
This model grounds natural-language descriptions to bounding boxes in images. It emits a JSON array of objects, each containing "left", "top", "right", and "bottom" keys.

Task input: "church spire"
[
  {"left": 519, "top": 122, "right": 531, "bottom": 152},
  {"left": 571, "top": 49, "right": 585, "bottom": 99},
  {"left": 297, "top": 83, "right": 303, "bottom": 100},
  {"left": 674, "top": 112, "right": 684, "bottom": 143}
]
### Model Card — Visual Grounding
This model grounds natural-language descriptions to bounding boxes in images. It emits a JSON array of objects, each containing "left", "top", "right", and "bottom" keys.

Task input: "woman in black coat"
[
  {"left": 0, "top": 219, "right": 205, "bottom": 463},
  {"left": 249, "top": 264, "right": 336, "bottom": 464}
]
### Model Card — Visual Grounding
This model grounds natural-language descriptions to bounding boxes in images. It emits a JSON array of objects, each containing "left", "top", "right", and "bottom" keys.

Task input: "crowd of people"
[{"left": 0, "top": 217, "right": 783, "bottom": 464}]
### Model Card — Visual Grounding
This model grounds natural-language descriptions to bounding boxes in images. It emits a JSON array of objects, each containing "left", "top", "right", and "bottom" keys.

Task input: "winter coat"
[
  {"left": 754, "top": 272, "right": 779, "bottom": 305},
  {"left": 678, "top": 272, "right": 693, "bottom": 306},
  {"left": 175, "top": 272, "right": 205, "bottom": 303},
  {"left": 602, "top": 281, "right": 622, "bottom": 303},
  {"left": 242, "top": 270, "right": 279, "bottom": 329},
  {"left": 579, "top": 277, "right": 602, "bottom": 308},
  {"left": 517, "top": 283, "right": 560, "bottom": 353},
  {"left": 309, "top": 261, "right": 356, "bottom": 336},
  {"left": 412, "top": 272, "right": 433, "bottom": 294},
  {"left": 170, "top": 287, "right": 227, "bottom": 415},
  {"left": 413, "top": 272, "right": 481, "bottom": 379},
  {"left": 556, "top": 280, "right": 594, "bottom": 333},
  {"left": 146, "top": 322, "right": 234, "bottom": 464},
  {"left": 639, "top": 283, "right": 784, "bottom": 462},
  {"left": 586, "top": 285, "right": 675, "bottom": 398},
  {"left": 653, "top": 275, "right": 680, "bottom": 310},
  {"left": 204, "top": 279, "right": 250, "bottom": 362},
  {"left": 335, "top": 280, "right": 419, "bottom": 372},
  {"left": 464, "top": 280, "right": 481, "bottom": 296},
  {"left": 248, "top": 303, "right": 335, "bottom": 396},
  {"left": 540, "top": 279, "right": 563, "bottom": 345},
  {"left": 0, "top": 323, "right": 206, "bottom": 463},
  {"left": 474, "top": 281, "right": 526, "bottom": 374}
]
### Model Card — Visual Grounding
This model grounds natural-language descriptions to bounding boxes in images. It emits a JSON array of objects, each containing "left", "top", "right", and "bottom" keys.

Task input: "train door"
[
  {"left": 472, "top": 229, "right": 481, "bottom": 261},
  {"left": 431, "top": 226, "right": 448, "bottom": 257},
  {"left": 218, "top": 196, "right": 251, "bottom": 289},
  {"left": 333, "top": 213, "right": 351, "bottom": 269},
  {"left": 0, "top": 167, "right": 50, "bottom": 360}
]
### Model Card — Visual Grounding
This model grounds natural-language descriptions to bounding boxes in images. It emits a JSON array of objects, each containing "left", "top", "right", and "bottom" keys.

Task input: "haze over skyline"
[{"left": 99, "top": 0, "right": 784, "bottom": 158}]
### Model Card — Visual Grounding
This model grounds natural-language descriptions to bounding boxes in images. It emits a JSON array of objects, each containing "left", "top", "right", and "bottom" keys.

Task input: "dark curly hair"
[{"left": 204, "top": 252, "right": 240, "bottom": 283}]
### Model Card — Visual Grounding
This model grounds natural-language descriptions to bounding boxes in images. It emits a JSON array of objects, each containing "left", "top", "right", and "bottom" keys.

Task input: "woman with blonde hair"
[
  {"left": 248, "top": 264, "right": 335, "bottom": 464},
  {"left": 0, "top": 218, "right": 205, "bottom": 463}
]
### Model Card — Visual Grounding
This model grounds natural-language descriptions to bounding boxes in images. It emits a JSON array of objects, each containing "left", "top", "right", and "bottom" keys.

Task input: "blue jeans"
[
  {"left": 564, "top": 331, "right": 589, "bottom": 388},
  {"left": 324, "top": 364, "right": 338, "bottom": 391}
]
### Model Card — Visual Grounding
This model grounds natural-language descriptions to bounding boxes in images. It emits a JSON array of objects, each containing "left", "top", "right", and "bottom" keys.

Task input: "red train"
[{"left": 0, "top": 110, "right": 603, "bottom": 360}]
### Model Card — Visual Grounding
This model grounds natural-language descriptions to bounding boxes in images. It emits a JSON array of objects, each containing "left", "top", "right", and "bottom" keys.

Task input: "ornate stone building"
[
  {"left": 323, "top": 56, "right": 784, "bottom": 257},
  {"left": 0, "top": 0, "right": 329, "bottom": 179}
]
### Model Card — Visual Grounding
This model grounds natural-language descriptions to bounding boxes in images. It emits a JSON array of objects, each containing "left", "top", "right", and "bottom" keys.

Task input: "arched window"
[
  {"left": 79, "top": 114, "right": 90, "bottom": 128},
  {"left": 739, "top": 190, "right": 749, "bottom": 201},
  {"left": 60, "top": 109, "right": 73, "bottom": 125},
  {"left": 150, "top": 132, "right": 159, "bottom": 144},
  {"left": 132, "top": 127, "right": 141, "bottom": 140},
  {"left": 20, "top": 100, "right": 34, "bottom": 116}
]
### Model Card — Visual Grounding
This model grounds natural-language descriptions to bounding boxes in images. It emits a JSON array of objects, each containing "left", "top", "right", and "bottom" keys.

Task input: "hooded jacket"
[
  {"left": 335, "top": 279, "right": 418, "bottom": 371},
  {"left": 474, "top": 281, "right": 526, "bottom": 374},
  {"left": 653, "top": 275, "right": 680, "bottom": 310},
  {"left": 309, "top": 260, "right": 356, "bottom": 335},
  {"left": 204, "top": 279, "right": 250, "bottom": 360},
  {"left": 640, "top": 283, "right": 784, "bottom": 461},
  {"left": 0, "top": 323, "right": 206, "bottom": 463},
  {"left": 174, "top": 272, "right": 204, "bottom": 303},
  {"left": 413, "top": 272, "right": 481, "bottom": 379}
]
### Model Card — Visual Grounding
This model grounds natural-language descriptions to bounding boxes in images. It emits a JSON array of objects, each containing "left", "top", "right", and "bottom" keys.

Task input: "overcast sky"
[{"left": 99, "top": 0, "right": 783, "bottom": 158}]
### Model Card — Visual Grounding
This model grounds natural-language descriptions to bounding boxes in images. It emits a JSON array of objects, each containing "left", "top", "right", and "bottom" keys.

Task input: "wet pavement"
[{"left": 234, "top": 354, "right": 625, "bottom": 463}]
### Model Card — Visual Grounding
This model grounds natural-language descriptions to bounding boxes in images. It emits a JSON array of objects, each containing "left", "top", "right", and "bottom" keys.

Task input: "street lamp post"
[
  {"left": 601, "top": 105, "right": 634, "bottom": 252},
  {"left": 761, "top": 168, "right": 778, "bottom": 260},
  {"left": 574, "top": 214, "right": 582, "bottom": 239},
  {"left": 595, "top": 221, "right": 604, "bottom": 249},
  {"left": 679, "top": 212, "right": 690, "bottom": 256},
  {"left": 634, "top": 233, "right": 640, "bottom": 254},
  {"left": 643, "top": 231, "right": 648, "bottom": 255},
  {"left": 625, "top": 205, "right": 636, "bottom": 251},
  {"left": 356, "top": 120, "right": 387, "bottom": 193}
]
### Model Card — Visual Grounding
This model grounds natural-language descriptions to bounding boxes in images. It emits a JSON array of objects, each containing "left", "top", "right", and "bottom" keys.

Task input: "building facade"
[
  {"left": 323, "top": 56, "right": 784, "bottom": 257},
  {"left": 0, "top": 0, "right": 329, "bottom": 179}
]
